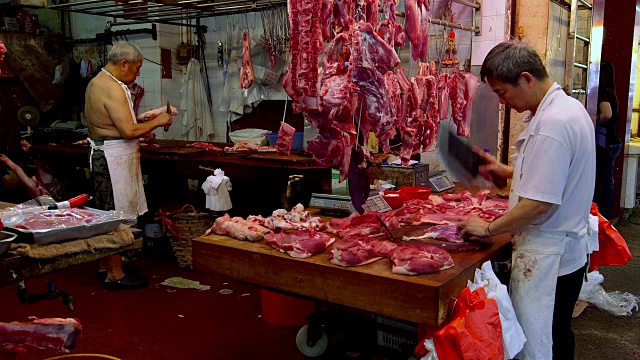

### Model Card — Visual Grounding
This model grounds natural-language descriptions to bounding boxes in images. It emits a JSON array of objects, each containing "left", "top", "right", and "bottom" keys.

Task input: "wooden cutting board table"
[{"left": 192, "top": 212, "right": 512, "bottom": 330}]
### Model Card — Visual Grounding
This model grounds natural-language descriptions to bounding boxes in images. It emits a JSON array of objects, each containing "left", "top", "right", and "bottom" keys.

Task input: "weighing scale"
[
  {"left": 309, "top": 188, "right": 392, "bottom": 215},
  {"left": 427, "top": 170, "right": 455, "bottom": 192}
]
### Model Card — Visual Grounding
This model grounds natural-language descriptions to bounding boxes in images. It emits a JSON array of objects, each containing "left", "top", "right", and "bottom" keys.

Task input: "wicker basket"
[{"left": 165, "top": 205, "right": 215, "bottom": 270}]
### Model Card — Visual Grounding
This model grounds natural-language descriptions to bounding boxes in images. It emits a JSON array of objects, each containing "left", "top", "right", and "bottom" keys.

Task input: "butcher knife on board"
[{"left": 437, "top": 129, "right": 507, "bottom": 188}]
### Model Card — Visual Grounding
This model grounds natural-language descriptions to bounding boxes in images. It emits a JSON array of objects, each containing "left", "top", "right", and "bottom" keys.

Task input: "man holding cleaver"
[
  {"left": 85, "top": 41, "right": 177, "bottom": 290},
  {"left": 457, "top": 41, "right": 595, "bottom": 360}
]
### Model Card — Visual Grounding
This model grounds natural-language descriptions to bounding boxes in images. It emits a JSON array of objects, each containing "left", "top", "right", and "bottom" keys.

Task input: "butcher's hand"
[
  {"left": 475, "top": 148, "right": 514, "bottom": 182},
  {"left": 138, "top": 106, "right": 179, "bottom": 122},
  {"left": 154, "top": 112, "right": 172, "bottom": 130},
  {"left": 458, "top": 216, "right": 490, "bottom": 238}
]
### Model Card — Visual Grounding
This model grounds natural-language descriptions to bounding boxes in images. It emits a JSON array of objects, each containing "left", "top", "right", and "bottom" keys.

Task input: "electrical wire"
[
  {"left": 143, "top": 57, "right": 183, "bottom": 72},
  {"left": 45, "top": 354, "right": 121, "bottom": 360}
]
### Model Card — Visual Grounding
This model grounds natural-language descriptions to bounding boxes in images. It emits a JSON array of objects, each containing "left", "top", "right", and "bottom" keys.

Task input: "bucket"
[
  {"left": 260, "top": 289, "right": 315, "bottom": 326},
  {"left": 266, "top": 132, "right": 304, "bottom": 150}
]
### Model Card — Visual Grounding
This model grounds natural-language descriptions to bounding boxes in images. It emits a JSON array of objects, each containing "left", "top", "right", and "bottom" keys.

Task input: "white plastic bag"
[
  {"left": 578, "top": 271, "right": 640, "bottom": 316},
  {"left": 418, "top": 338, "right": 439, "bottom": 360},
  {"left": 52, "top": 64, "right": 64, "bottom": 85},
  {"left": 468, "top": 260, "right": 527, "bottom": 360}
]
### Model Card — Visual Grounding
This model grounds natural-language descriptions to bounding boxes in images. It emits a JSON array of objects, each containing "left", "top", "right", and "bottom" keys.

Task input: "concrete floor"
[{"left": 573, "top": 217, "right": 640, "bottom": 360}]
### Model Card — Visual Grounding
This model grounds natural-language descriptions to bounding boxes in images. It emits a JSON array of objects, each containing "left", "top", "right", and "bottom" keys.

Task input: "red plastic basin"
[
  {"left": 382, "top": 190, "right": 405, "bottom": 209},
  {"left": 399, "top": 186, "right": 432, "bottom": 200}
]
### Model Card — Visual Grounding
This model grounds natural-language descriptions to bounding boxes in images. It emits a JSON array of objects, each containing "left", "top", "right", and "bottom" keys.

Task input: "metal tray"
[
  {"left": 0, "top": 231, "right": 17, "bottom": 256},
  {"left": 3, "top": 208, "right": 135, "bottom": 246}
]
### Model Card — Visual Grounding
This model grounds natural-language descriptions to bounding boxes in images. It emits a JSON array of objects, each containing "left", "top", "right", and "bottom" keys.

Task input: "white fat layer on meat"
[
  {"left": 402, "top": 231, "right": 439, "bottom": 241},
  {"left": 391, "top": 265, "right": 418, "bottom": 275}
]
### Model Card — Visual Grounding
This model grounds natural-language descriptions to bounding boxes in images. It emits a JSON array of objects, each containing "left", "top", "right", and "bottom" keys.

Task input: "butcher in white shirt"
[{"left": 458, "top": 41, "right": 595, "bottom": 360}]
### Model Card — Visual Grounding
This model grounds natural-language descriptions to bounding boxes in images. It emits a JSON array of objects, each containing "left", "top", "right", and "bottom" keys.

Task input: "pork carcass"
[
  {"left": 265, "top": 229, "right": 335, "bottom": 258},
  {"left": 388, "top": 245, "right": 454, "bottom": 275},
  {"left": 0, "top": 317, "right": 82, "bottom": 353},
  {"left": 330, "top": 236, "right": 398, "bottom": 266},
  {"left": 205, "top": 214, "right": 271, "bottom": 241},
  {"left": 276, "top": 122, "right": 296, "bottom": 156},
  {"left": 402, "top": 224, "right": 463, "bottom": 243},
  {"left": 240, "top": 32, "right": 255, "bottom": 89}
]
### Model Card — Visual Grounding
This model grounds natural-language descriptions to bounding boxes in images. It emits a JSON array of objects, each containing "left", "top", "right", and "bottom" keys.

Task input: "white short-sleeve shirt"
[{"left": 513, "top": 83, "right": 596, "bottom": 275}]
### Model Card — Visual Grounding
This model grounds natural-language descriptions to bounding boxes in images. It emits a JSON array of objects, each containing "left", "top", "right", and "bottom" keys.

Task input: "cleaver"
[{"left": 438, "top": 129, "right": 507, "bottom": 188}]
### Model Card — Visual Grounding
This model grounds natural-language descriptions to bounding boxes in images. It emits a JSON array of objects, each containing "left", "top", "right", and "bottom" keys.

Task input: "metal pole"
[
  {"left": 577, "top": 0, "right": 593, "bottom": 9},
  {"left": 49, "top": 0, "right": 109, "bottom": 9},
  {"left": 452, "top": 0, "right": 481, "bottom": 9}
]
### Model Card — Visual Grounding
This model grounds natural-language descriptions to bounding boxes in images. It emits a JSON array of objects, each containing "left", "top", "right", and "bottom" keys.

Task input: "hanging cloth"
[{"left": 180, "top": 58, "right": 215, "bottom": 141}]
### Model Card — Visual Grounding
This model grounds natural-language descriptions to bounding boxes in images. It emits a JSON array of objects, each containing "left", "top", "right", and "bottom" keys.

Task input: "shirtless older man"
[{"left": 85, "top": 42, "right": 172, "bottom": 290}]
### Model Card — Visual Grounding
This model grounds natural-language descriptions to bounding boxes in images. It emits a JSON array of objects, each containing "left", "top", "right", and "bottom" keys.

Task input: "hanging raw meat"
[
  {"left": 240, "top": 32, "right": 255, "bottom": 89},
  {"left": 276, "top": 122, "right": 296, "bottom": 155},
  {"left": 448, "top": 72, "right": 480, "bottom": 138},
  {"left": 348, "top": 146, "right": 372, "bottom": 214},
  {"left": 438, "top": 73, "right": 450, "bottom": 120},
  {"left": 321, "top": 0, "right": 335, "bottom": 41}
]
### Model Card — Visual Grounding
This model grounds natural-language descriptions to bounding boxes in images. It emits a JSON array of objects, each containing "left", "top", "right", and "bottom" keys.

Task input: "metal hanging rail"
[
  {"left": 50, "top": 0, "right": 288, "bottom": 25},
  {"left": 387, "top": 10, "right": 481, "bottom": 34}
]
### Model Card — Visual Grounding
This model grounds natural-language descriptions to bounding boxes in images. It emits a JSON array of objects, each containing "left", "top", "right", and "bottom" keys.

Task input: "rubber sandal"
[{"left": 103, "top": 275, "right": 148, "bottom": 291}]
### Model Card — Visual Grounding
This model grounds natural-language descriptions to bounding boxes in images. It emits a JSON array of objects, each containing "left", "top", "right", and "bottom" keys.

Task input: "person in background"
[
  {"left": 457, "top": 41, "right": 595, "bottom": 360},
  {"left": 593, "top": 60, "right": 622, "bottom": 220},
  {"left": 85, "top": 42, "right": 173, "bottom": 290}
]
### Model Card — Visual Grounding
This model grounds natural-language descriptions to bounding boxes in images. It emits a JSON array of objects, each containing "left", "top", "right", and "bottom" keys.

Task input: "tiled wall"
[
  {"left": 71, "top": 14, "right": 187, "bottom": 139},
  {"left": 471, "top": 0, "right": 508, "bottom": 65}
]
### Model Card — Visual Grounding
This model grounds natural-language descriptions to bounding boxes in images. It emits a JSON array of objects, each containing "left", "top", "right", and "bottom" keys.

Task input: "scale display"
[
  {"left": 309, "top": 193, "right": 392, "bottom": 214},
  {"left": 428, "top": 173, "right": 454, "bottom": 192}
]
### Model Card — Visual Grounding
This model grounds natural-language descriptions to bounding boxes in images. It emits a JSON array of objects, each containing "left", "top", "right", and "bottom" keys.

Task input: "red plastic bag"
[
  {"left": 432, "top": 287, "right": 504, "bottom": 360},
  {"left": 589, "top": 203, "right": 633, "bottom": 272}
]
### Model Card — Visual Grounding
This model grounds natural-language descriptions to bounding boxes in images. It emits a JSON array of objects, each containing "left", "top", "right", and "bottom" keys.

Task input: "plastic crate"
[
  {"left": 265, "top": 132, "right": 304, "bottom": 150},
  {"left": 375, "top": 315, "right": 419, "bottom": 352}
]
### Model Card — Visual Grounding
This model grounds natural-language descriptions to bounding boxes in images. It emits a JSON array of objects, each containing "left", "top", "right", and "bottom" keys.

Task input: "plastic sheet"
[
  {"left": 2, "top": 208, "right": 136, "bottom": 246},
  {"left": 578, "top": 271, "right": 640, "bottom": 316}
]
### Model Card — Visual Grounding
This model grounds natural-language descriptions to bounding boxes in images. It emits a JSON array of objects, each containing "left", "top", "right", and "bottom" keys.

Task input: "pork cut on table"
[
  {"left": 265, "top": 229, "right": 335, "bottom": 258},
  {"left": 247, "top": 204, "right": 326, "bottom": 232},
  {"left": 186, "top": 142, "right": 223, "bottom": 151},
  {"left": 388, "top": 244, "right": 454, "bottom": 275},
  {"left": 330, "top": 236, "right": 398, "bottom": 267},
  {"left": 0, "top": 317, "right": 81, "bottom": 353},
  {"left": 276, "top": 122, "right": 296, "bottom": 156},
  {"left": 3, "top": 208, "right": 102, "bottom": 231},
  {"left": 402, "top": 224, "right": 463, "bottom": 243},
  {"left": 206, "top": 214, "right": 271, "bottom": 241},
  {"left": 326, "top": 213, "right": 358, "bottom": 235},
  {"left": 240, "top": 32, "right": 255, "bottom": 89}
]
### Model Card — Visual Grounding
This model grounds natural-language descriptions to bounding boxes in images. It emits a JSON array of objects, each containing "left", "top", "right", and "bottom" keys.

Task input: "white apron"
[
  {"left": 508, "top": 86, "right": 567, "bottom": 360},
  {"left": 88, "top": 69, "right": 148, "bottom": 217}
]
